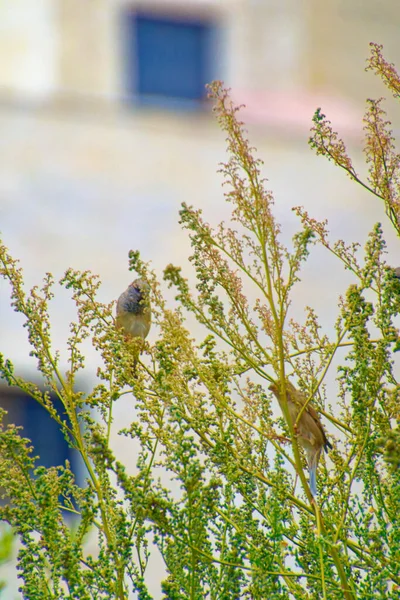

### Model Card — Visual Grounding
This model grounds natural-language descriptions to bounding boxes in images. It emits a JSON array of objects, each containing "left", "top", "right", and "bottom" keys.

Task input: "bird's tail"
[
  {"left": 307, "top": 448, "right": 321, "bottom": 497},
  {"left": 309, "top": 465, "right": 317, "bottom": 497}
]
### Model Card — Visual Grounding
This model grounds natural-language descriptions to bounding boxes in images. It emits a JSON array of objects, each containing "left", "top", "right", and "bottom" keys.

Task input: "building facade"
[{"left": 0, "top": 1, "right": 399, "bottom": 596}]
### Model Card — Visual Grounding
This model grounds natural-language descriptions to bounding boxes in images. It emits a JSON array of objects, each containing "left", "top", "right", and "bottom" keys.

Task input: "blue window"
[
  {"left": 124, "top": 11, "right": 216, "bottom": 106},
  {"left": 0, "top": 385, "right": 81, "bottom": 482}
]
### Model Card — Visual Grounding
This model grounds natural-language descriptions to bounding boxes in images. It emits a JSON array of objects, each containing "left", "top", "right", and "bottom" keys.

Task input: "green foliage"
[
  {"left": 0, "top": 524, "right": 13, "bottom": 594},
  {"left": 0, "top": 45, "right": 400, "bottom": 599}
]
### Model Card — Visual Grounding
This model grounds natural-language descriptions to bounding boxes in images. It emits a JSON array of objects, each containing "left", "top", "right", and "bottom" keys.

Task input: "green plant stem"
[{"left": 315, "top": 502, "right": 327, "bottom": 600}]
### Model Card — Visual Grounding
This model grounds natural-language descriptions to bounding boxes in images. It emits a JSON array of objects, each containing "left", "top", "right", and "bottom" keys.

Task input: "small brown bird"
[
  {"left": 269, "top": 380, "right": 332, "bottom": 496},
  {"left": 393, "top": 267, "right": 400, "bottom": 279},
  {"left": 116, "top": 279, "right": 151, "bottom": 342}
]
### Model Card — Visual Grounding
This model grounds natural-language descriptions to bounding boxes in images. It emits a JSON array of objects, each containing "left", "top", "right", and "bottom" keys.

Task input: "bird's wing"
[{"left": 306, "top": 403, "right": 331, "bottom": 450}]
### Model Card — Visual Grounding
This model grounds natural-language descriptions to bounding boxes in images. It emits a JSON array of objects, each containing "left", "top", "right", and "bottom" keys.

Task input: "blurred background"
[{"left": 0, "top": 0, "right": 400, "bottom": 596}]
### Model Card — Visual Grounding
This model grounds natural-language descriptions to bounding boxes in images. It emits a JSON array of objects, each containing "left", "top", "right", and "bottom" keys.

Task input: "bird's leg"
[{"left": 275, "top": 434, "right": 291, "bottom": 444}]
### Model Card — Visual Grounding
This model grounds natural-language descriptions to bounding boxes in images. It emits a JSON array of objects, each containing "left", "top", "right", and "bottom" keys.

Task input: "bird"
[
  {"left": 116, "top": 278, "right": 151, "bottom": 347},
  {"left": 269, "top": 380, "right": 332, "bottom": 497},
  {"left": 393, "top": 267, "right": 400, "bottom": 279}
]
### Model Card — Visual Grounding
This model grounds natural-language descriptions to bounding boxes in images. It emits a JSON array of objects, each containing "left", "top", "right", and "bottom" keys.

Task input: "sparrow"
[
  {"left": 269, "top": 380, "right": 332, "bottom": 496},
  {"left": 116, "top": 278, "right": 151, "bottom": 342}
]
